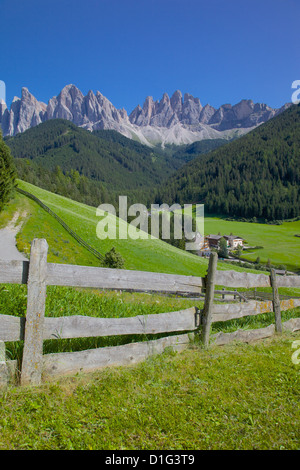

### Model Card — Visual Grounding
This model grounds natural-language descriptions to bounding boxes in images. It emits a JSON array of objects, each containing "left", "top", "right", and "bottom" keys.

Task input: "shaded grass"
[{"left": 0, "top": 333, "right": 299, "bottom": 450}]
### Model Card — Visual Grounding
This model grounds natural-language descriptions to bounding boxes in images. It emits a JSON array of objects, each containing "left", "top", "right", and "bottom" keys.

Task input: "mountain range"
[{"left": 0, "top": 84, "right": 291, "bottom": 146}]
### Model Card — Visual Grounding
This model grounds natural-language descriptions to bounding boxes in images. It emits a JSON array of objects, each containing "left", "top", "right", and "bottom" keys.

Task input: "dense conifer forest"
[
  {"left": 5, "top": 120, "right": 230, "bottom": 208},
  {"left": 157, "top": 104, "right": 300, "bottom": 221},
  {"left": 5, "top": 120, "right": 170, "bottom": 188}
]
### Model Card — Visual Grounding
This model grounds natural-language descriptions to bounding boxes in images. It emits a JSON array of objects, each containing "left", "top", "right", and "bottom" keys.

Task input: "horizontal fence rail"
[
  {"left": 0, "top": 308, "right": 199, "bottom": 342},
  {"left": 1, "top": 258, "right": 300, "bottom": 291},
  {"left": 0, "top": 260, "right": 204, "bottom": 294},
  {"left": 2, "top": 299, "right": 300, "bottom": 343},
  {"left": 43, "top": 333, "right": 192, "bottom": 378},
  {"left": 0, "top": 240, "right": 300, "bottom": 386},
  {"left": 3, "top": 334, "right": 192, "bottom": 381},
  {"left": 212, "top": 318, "right": 300, "bottom": 346}
]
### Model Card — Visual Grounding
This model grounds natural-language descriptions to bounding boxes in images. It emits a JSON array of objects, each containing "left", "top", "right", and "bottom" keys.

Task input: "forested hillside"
[
  {"left": 157, "top": 103, "right": 300, "bottom": 221},
  {"left": 4, "top": 119, "right": 170, "bottom": 192},
  {"left": 5, "top": 105, "right": 300, "bottom": 220},
  {"left": 5, "top": 120, "right": 176, "bottom": 206},
  {"left": 5, "top": 119, "right": 231, "bottom": 208},
  {"left": 169, "top": 138, "right": 231, "bottom": 166}
]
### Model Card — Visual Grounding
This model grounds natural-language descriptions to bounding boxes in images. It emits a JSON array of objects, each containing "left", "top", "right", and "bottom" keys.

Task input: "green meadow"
[{"left": 204, "top": 216, "right": 300, "bottom": 272}]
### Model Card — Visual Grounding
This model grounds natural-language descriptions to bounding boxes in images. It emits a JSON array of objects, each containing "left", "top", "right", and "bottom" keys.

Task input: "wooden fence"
[{"left": 0, "top": 239, "right": 300, "bottom": 387}]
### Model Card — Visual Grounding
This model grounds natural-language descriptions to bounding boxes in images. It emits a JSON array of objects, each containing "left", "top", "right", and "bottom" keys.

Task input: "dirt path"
[{"left": 0, "top": 211, "right": 28, "bottom": 261}]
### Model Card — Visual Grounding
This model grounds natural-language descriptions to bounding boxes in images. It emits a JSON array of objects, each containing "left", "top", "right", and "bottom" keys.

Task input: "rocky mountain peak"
[
  {"left": 0, "top": 87, "right": 47, "bottom": 135},
  {"left": 0, "top": 84, "right": 291, "bottom": 146},
  {"left": 170, "top": 90, "right": 183, "bottom": 114},
  {"left": 161, "top": 93, "right": 170, "bottom": 104}
]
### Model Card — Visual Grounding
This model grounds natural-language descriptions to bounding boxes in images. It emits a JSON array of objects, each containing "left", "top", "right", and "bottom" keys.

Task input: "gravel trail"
[{"left": 0, "top": 211, "right": 28, "bottom": 261}]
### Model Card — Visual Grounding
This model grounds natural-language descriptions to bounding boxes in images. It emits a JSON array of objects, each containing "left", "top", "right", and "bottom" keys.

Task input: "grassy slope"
[
  {"left": 204, "top": 215, "right": 300, "bottom": 272},
  {"left": 16, "top": 180, "right": 208, "bottom": 274},
  {"left": 16, "top": 180, "right": 266, "bottom": 276},
  {"left": 0, "top": 192, "right": 101, "bottom": 267}
]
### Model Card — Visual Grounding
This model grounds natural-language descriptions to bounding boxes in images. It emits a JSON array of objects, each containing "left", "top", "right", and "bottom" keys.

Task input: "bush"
[
  {"left": 103, "top": 247, "right": 125, "bottom": 269},
  {"left": 277, "top": 264, "right": 287, "bottom": 271}
]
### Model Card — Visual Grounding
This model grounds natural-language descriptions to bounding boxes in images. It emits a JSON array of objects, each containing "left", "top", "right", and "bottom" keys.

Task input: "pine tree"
[
  {"left": 236, "top": 244, "right": 243, "bottom": 259},
  {"left": 218, "top": 237, "right": 229, "bottom": 258},
  {"left": 0, "top": 131, "right": 16, "bottom": 212}
]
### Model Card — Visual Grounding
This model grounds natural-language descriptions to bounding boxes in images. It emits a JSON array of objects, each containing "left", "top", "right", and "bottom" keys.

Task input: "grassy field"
[
  {"left": 0, "top": 333, "right": 299, "bottom": 450},
  {"left": 0, "top": 183, "right": 299, "bottom": 450},
  {"left": 204, "top": 215, "right": 300, "bottom": 272},
  {"left": 0, "top": 182, "right": 298, "bottom": 350}
]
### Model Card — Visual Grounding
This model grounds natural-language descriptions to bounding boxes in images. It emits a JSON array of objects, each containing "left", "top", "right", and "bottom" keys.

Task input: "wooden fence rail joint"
[{"left": 195, "top": 307, "right": 203, "bottom": 327}]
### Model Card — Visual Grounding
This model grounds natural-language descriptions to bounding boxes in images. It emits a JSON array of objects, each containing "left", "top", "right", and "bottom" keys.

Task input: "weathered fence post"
[
  {"left": 202, "top": 252, "right": 218, "bottom": 347},
  {"left": 270, "top": 268, "right": 282, "bottom": 333},
  {"left": 20, "top": 239, "right": 48, "bottom": 386},
  {"left": 0, "top": 341, "right": 8, "bottom": 387}
]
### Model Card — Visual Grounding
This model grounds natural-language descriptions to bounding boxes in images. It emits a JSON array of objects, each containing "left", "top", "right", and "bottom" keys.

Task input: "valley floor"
[{"left": 204, "top": 216, "right": 300, "bottom": 273}]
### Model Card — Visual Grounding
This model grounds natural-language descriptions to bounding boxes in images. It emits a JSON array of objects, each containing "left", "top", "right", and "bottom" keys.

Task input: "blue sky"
[{"left": 0, "top": 0, "right": 299, "bottom": 112}]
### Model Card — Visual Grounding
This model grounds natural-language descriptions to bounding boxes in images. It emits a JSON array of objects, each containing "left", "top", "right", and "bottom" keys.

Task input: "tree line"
[{"left": 0, "top": 131, "right": 16, "bottom": 211}]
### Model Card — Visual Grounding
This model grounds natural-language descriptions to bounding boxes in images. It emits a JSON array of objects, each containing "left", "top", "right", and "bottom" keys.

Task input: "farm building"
[
  {"left": 205, "top": 234, "right": 244, "bottom": 250},
  {"left": 223, "top": 235, "right": 244, "bottom": 249}
]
